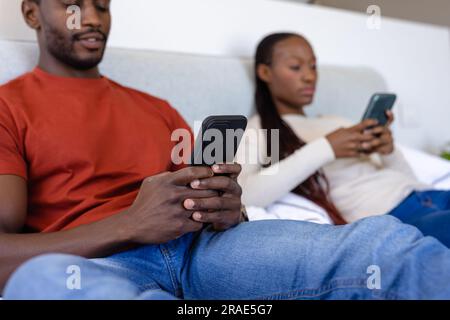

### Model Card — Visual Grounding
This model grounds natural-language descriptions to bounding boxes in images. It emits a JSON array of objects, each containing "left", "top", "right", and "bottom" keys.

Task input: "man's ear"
[
  {"left": 22, "top": 0, "right": 41, "bottom": 30},
  {"left": 257, "top": 64, "right": 272, "bottom": 84}
]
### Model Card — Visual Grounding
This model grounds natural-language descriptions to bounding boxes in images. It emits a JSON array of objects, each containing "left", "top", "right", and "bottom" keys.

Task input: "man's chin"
[
  {"left": 65, "top": 44, "right": 106, "bottom": 70},
  {"left": 65, "top": 53, "right": 104, "bottom": 70},
  {"left": 49, "top": 47, "right": 104, "bottom": 71},
  {"left": 68, "top": 58, "right": 102, "bottom": 70}
]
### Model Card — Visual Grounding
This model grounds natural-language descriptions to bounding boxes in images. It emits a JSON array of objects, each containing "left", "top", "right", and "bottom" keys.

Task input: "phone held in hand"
[
  {"left": 191, "top": 115, "right": 248, "bottom": 167},
  {"left": 362, "top": 93, "right": 397, "bottom": 126}
]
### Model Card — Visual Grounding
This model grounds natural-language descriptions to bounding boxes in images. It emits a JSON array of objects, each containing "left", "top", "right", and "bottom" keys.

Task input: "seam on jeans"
[
  {"left": 250, "top": 278, "right": 399, "bottom": 300},
  {"left": 159, "top": 245, "right": 182, "bottom": 297},
  {"left": 417, "top": 193, "right": 439, "bottom": 210}
]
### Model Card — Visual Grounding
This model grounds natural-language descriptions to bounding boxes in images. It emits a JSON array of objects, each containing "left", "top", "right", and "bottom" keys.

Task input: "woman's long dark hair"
[{"left": 255, "top": 33, "right": 346, "bottom": 225}]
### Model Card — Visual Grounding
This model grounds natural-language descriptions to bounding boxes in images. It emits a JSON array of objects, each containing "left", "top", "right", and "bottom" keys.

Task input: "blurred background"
[
  {"left": 288, "top": 0, "right": 450, "bottom": 28},
  {"left": 0, "top": 0, "right": 449, "bottom": 156}
]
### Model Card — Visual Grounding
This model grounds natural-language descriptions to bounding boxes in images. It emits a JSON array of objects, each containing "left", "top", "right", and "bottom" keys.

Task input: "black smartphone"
[
  {"left": 191, "top": 115, "right": 248, "bottom": 166},
  {"left": 362, "top": 93, "right": 397, "bottom": 126}
]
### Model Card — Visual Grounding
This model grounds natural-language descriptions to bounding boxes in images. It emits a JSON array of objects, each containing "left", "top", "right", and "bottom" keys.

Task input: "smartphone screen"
[{"left": 362, "top": 93, "right": 397, "bottom": 126}]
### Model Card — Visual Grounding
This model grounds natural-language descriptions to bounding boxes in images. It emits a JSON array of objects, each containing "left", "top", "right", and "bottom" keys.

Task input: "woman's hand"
[
  {"left": 326, "top": 119, "right": 380, "bottom": 158},
  {"left": 367, "top": 111, "right": 395, "bottom": 155}
]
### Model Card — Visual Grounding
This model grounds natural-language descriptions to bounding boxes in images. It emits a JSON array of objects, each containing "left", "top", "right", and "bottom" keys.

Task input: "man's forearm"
[{"left": 0, "top": 210, "right": 134, "bottom": 293}]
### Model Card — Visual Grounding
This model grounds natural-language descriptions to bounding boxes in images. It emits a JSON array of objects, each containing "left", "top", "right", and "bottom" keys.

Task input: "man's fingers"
[
  {"left": 184, "top": 197, "right": 241, "bottom": 212},
  {"left": 171, "top": 166, "right": 214, "bottom": 186},
  {"left": 190, "top": 176, "right": 242, "bottom": 195},
  {"left": 181, "top": 218, "right": 204, "bottom": 233},
  {"left": 211, "top": 163, "right": 242, "bottom": 179},
  {"left": 177, "top": 187, "right": 219, "bottom": 200},
  {"left": 191, "top": 210, "right": 235, "bottom": 226}
]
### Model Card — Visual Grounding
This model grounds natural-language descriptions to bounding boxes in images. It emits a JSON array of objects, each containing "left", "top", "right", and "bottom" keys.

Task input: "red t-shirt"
[{"left": 0, "top": 67, "right": 192, "bottom": 232}]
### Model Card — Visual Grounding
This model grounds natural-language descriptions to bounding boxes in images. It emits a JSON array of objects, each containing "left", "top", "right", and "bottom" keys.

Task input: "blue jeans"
[
  {"left": 4, "top": 216, "right": 450, "bottom": 300},
  {"left": 389, "top": 190, "right": 450, "bottom": 247}
]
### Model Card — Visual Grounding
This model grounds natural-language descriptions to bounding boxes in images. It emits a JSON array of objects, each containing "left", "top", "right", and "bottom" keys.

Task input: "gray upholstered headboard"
[{"left": 0, "top": 40, "right": 387, "bottom": 127}]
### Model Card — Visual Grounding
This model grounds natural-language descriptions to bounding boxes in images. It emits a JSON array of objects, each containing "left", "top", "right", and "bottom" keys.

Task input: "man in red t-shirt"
[
  {"left": 0, "top": 0, "right": 245, "bottom": 295},
  {"left": 3, "top": 0, "right": 450, "bottom": 300}
]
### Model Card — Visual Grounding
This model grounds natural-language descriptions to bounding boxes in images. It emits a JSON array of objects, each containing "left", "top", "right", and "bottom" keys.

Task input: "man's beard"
[{"left": 44, "top": 25, "right": 107, "bottom": 71}]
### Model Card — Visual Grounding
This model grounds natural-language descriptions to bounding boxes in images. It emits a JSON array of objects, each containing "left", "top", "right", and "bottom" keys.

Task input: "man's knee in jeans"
[
  {"left": 350, "top": 215, "right": 425, "bottom": 245},
  {"left": 3, "top": 253, "right": 87, "bottom": 299},
  {"left": 4, "top": 253, "right": 141, "bottom": 300}
]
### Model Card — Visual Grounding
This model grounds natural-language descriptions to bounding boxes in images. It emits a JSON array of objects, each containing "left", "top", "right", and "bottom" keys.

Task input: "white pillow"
[{"left": 399, "top": 145, "right": 450, "bottom": 187}]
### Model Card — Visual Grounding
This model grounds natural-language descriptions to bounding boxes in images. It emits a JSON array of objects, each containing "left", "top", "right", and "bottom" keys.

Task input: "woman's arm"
[
  {"left": 237, "top": 135, "right": 335, "bottom": 208},
  {"left": 236, "top": 115, "right": 379, "bottom": 208}
]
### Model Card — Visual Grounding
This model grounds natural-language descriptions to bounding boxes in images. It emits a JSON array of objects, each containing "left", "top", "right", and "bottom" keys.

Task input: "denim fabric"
[
  {"left": 4, "top": 216, "right": 450, "bottom": 300},
  {"left": 389, "top": 190, "right": 450, "bottom": 247}
]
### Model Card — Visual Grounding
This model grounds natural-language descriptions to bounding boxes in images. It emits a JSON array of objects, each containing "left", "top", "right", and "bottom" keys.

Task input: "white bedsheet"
[{"left": 399, "top": 145, "right": 450, "bottom": 189}]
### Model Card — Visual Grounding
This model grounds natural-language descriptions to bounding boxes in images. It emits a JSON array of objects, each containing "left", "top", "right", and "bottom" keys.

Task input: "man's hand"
[
  {"left": 123, "top": 167, "right": 220, "bottom": 245},
  {"left": 367, "top": 111, "right": 395, "bottom": 155},
  {"left": 184, "top": 163, "right": 243, "bottom": 232}
]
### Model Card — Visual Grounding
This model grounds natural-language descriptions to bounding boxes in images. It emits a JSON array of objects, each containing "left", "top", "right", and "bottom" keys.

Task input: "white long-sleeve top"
[{"left": 236, "top": 114, "right": 429, "bottom": 223}]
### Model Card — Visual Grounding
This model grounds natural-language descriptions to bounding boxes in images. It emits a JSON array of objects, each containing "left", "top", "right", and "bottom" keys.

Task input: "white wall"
[
  {"left": 0, "top": 0, "right": 449, "bottom": 152},
  {"left": 316, "top": 0, "right": 450, "bottom": 28}
]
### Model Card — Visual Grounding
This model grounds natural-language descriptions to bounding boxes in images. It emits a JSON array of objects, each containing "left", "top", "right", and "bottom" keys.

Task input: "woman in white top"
[{"left": 237, "top": 32, "right": 450, "bottom": 246}]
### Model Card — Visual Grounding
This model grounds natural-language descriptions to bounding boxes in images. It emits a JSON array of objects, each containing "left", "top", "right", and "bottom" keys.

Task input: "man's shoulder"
[
  {"left": 0, "top": 72, "right": 33, "bottom": 100},
  {"left": 106, "top": 79, "right": 171, "bottom": 109},
  {"left": 0, "top": 72, "right": 36, "bottom": 115},
  {"left": 106, "top": 79, "right": 187, "bottom": 128}
]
